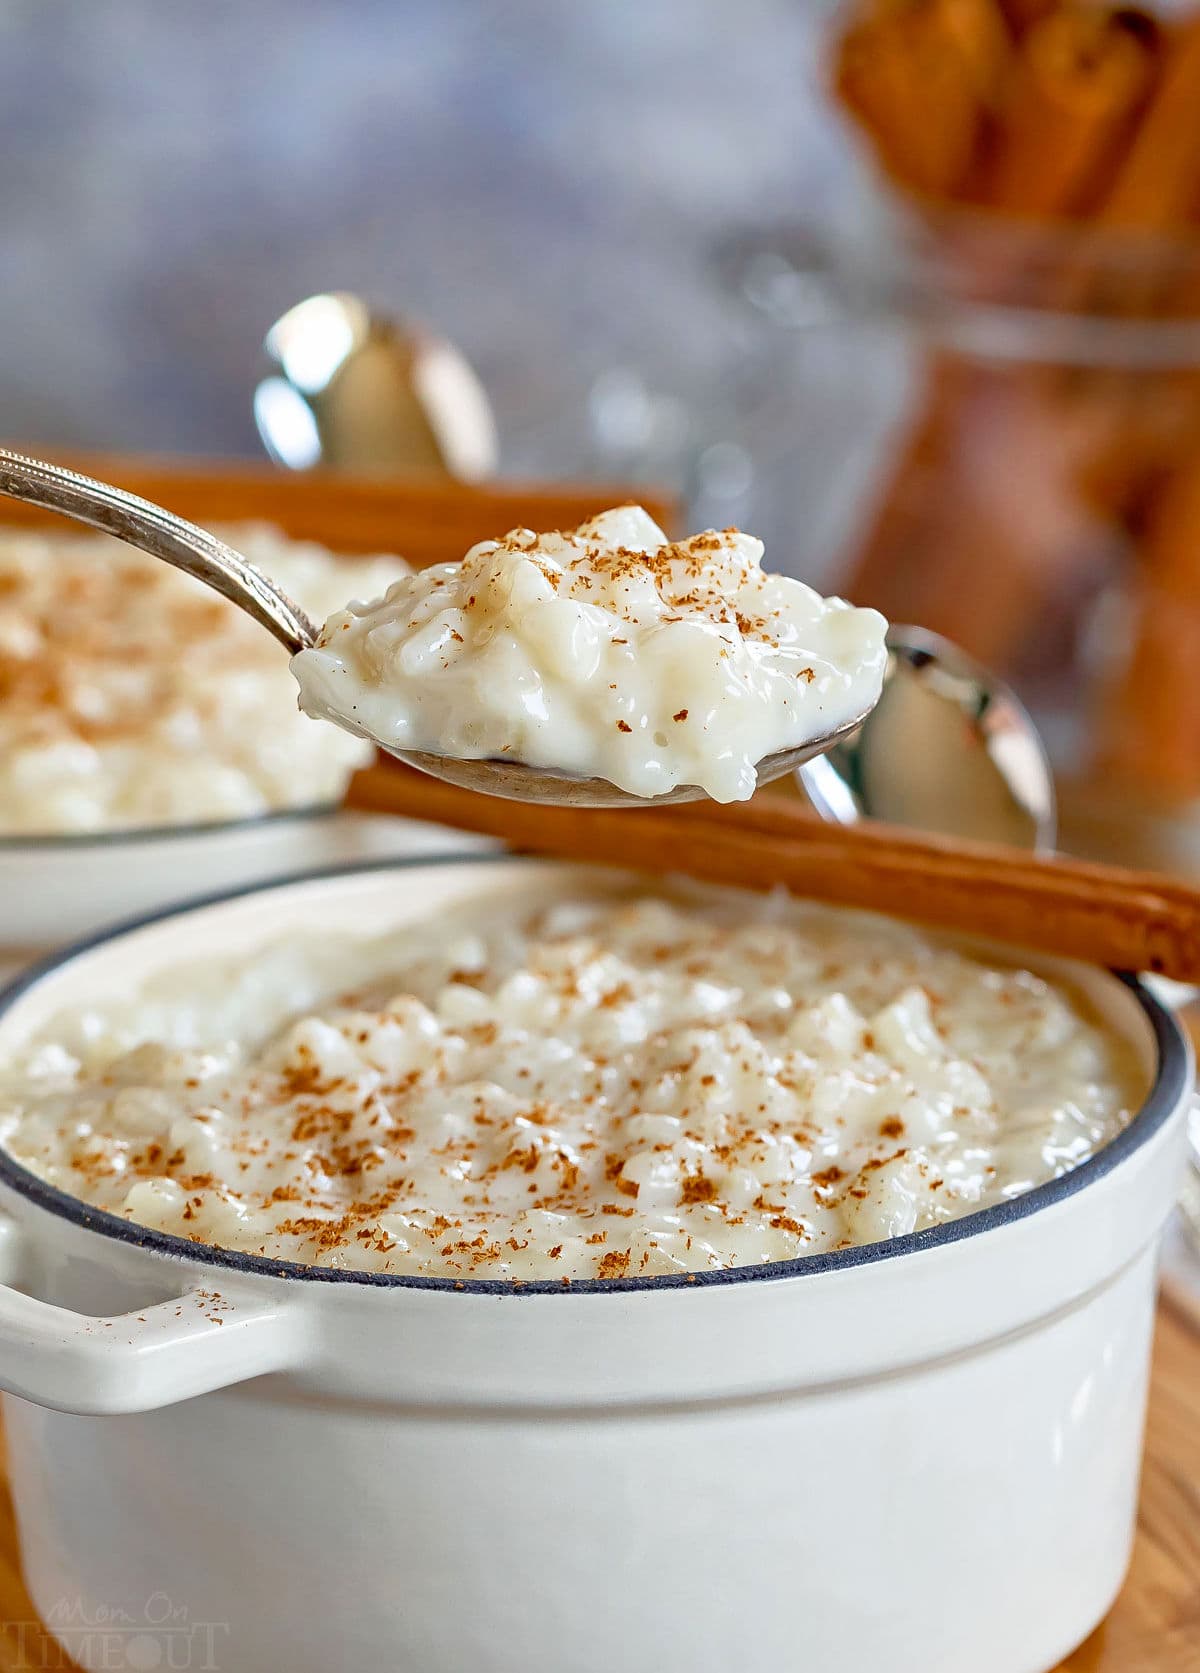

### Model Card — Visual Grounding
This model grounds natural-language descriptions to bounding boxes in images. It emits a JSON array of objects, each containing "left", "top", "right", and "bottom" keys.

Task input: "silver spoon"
[
  {"left": 0, "top": 448, "right": 870, "bottom": 810},
  {"left": 799, "top": 624, "right": 1057, "bottom": 853},
  {"left": 254, "top": 293, "right": 498, "bottom": 481}
]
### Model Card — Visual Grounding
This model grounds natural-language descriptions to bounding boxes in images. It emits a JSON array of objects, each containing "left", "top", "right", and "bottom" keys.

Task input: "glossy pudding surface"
[
  {"left": 0, "top": 877, "right": 1143, "bottom": 1280},
  {"left": 292, "top": 506, "right": 887, "bottom": 803}
]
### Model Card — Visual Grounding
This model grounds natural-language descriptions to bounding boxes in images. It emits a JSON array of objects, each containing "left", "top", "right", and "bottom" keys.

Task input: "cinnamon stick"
[
  {"left": 932, "top": 0, "right": 1015, "bottom": 111},
  {"left": 833, "top": 1, "right": 994, "bottom": 195},
  {"left": 995, "top": 0, "right": 1059, "bottom": 37},
  {"left": 1094, "top": 450, "right": 1200, "bottom": 799},
  {"left": 1098, "top": 16, "right": 1200, "bottom": 229},
  {"left": 841, "top": 352, "right": 1123, "bottom": 668},
  {"left": 344, "top": 761, "right": 1200, "bottom": 981},
  {"left": 973, "top": 6, "right": 1156, "bottom": 216}
]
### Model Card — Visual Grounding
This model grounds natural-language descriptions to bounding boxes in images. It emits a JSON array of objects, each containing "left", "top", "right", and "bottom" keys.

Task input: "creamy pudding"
[
  {"left": 0, "top": 525, "right": 405, "bottom": 833},
  {"left": 290, "top": 506, "right": 888, "bottom": 803},
  {"left": 0, "top": 878, "right": 1143, "bottom": 1280}
]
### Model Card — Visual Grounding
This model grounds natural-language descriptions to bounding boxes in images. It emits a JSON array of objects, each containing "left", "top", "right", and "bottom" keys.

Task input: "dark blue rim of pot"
[{"left": 0, "top": 852, "right": 1188, "bottom": 1296}]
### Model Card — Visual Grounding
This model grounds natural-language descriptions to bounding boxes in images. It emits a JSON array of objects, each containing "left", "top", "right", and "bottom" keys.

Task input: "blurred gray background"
[{"left": 0, "top": 0, "right": 898, "bottom": 571}]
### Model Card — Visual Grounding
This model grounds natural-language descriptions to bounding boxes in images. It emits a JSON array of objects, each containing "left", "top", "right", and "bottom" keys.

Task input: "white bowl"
[
  {"left": 0, "top": 857, "right": 1189, "bottom": 1673},
  {"left": 0, "top": 806, "right": 486, "bottom": 961}
]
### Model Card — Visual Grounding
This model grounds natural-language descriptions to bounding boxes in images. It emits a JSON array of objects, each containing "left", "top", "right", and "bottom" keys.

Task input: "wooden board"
[
  {"left": 0, "top": 448, "right": 678, "bottom": 563},
  {"left": 0, "top": 1302, "right": 1195, "bottom": 1670}
]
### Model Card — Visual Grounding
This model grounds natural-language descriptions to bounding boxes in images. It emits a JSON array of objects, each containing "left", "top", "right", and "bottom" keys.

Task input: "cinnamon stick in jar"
[
  {"left": 995, "top": 0, "right": 1059, "bottom": 37},
  {"left": 833, "top": 0, "right": 1000, "bottom": 195},
  {"left": 973, "top": 5, "right": 1157, "bottom": 217},
  {"left": 1094, "top": 451, "right": 1200, "bottom": 800},
  {"left": 1098, "top": 15, "right": 1200, "bottom": 229},
  {"left": 932, "top": 0, "right": 1015, "bottom": 109},
  {"left": 1072, "top": 15, "right": 1200, "bottom": 336}
]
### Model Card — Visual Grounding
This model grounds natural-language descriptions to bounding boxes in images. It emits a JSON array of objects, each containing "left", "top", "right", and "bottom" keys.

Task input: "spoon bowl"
[
  {"left": 254, "top": 293, "right": 498, "bottom": 481},
  {"left": 400, "top": 713, "right": 873, "bottom": 809},
  {"left": 799, "top": 624, "right": 1057, "bottom": 852}
]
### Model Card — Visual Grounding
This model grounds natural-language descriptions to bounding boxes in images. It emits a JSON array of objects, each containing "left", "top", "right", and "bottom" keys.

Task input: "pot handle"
[{"left": 0, "top": 1217, "right": 303, "bottom": 1415}]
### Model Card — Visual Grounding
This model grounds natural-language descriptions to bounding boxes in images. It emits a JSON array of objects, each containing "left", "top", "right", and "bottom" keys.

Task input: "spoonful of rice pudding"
[{"left": 0, "top": 451, "right": 886, "bottom": 808}]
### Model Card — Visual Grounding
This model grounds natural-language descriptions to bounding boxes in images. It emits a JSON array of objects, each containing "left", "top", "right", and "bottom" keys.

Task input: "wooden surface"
[
  {"left": 0, "top": 1304, "right": 1195, "bottom": 1670},
  {"left": 0, "top": 448, "right": 678, "bottom": 563}
]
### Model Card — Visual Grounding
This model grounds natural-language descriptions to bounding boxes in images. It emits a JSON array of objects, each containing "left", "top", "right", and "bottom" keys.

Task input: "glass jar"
[{"left": 718, "top": 196, "right": 1200, "bottom": 873}]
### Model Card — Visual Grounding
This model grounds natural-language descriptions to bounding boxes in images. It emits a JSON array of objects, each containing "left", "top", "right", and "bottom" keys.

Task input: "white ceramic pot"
[
  {"left": 0, "top": 858, "right": 1190, "bottom": 1673},
  {"left": 0, "top": 807, "right": 486, "bottom": 960}
]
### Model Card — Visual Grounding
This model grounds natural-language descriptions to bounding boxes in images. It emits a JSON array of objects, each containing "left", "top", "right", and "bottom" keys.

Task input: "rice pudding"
[
  {"left": 0, "top": 524, "right": 405, "bottom": 833},
  {"left": 0, "top": 878, "right": 1143, "bottom": 1281},
  {"left": 290, "top": 506, "right": 887, "bottom": 803}
]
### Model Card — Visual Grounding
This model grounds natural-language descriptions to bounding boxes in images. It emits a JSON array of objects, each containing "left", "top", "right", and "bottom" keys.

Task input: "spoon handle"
[{"left": 0, "top": 448, "right": 316, "bottom": 653}]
